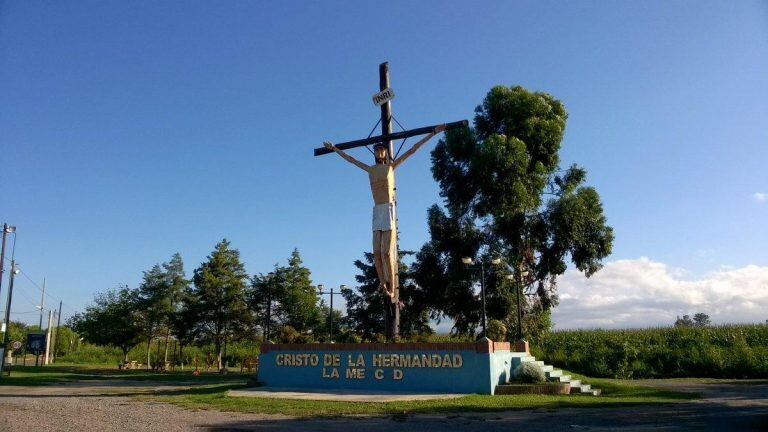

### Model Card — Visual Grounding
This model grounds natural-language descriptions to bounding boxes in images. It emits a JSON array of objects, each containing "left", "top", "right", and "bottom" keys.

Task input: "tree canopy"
[
  {"left": 413, "top": 85, "right": 614, "bottom": 336},
  {"left": 69, "top": 286, "right": 143, "bottom": 363},
  {"left": 190, "top": 239, "right": 251, "bottom": 369}
]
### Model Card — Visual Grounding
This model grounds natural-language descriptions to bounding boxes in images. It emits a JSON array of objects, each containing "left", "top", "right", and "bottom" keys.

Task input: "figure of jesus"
[{"left": 324, "top": 124, "right": 446, "bottom": 302}]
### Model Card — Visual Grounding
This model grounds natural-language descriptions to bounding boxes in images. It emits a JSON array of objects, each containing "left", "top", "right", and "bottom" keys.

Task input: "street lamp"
[
  {"left": 0, "top": 224, "right": 17, "bottom": 318},
  {"left": 462, "top": 257, "right": 502, "bottom": 339},
  {"left": 317, "top": 284, "right": 344, "bottom": 342},
  {"left": 1, "top": 261, "right": 20, "bottom": 371},
  {"left": 506, "top": 269, "right": 529, "bottom": 341},
  {"left": 263, "top": 272, "right": 275, "bottom": 342}
]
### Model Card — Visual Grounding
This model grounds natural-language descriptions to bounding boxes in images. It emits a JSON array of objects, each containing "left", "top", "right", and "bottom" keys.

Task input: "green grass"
[
  {"left": 0, "top": 364, "right": 251, "bottom": 386},
  {"left": 2, "top": 363, "right": 701, "bottom": 417},
  {"left": 143, "top": 379, "right": 698, "bottom": 417}
]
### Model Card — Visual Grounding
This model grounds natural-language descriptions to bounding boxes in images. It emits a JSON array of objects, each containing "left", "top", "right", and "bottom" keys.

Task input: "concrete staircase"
[{"left": 510, "top": 354, "right": 601, "bottom": 396}]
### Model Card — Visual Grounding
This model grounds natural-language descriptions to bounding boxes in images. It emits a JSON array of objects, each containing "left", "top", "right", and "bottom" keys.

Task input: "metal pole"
[
  {"left": 516, "top": 270, "right": 523, "bottom": 341},
  {"left": 44, "top": 310, "right": 53, "bottom": 365},
  {"left": 38, "top": 278, "right": 46, "bottom": 329},
  {"left": 264, "top": 277, "right": 272, "bottom": 342},
  {"left": 480, "top": 262, "right": 487, "bottom": 338},
  {"left": 1, "top": 260, "right": 18, "bottom": 372},
  {"left": 53, "top": 301, "right": 62, "bottom": 363},
  {"left": 0, "top": 224, "right": 8, "bottom": 314},
  {"left": 329, "top": 287, "right": 334, "bottom": 342}
]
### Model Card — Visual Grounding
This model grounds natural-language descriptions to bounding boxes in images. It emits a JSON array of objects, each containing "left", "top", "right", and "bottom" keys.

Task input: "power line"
[{"left": 1, "top": 255, "right": 73, "bottom": 316}]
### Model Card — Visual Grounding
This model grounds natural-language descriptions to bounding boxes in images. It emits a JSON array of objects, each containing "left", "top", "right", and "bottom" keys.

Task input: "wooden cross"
[
  {"left": 315, "top": 62, "right": 468, "bottom": 341},
  {"left": 314, "top": 64, "right": 468, "bottom": 160}
]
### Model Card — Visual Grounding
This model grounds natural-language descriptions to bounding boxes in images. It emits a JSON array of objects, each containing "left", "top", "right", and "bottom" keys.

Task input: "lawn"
[
  {"left": 144, "top": 379, "right": 698, "bottom": 417},
  {"left": 2, "top": 364, "right": 701, "bottom": 417},
  {"left": 0, "top": 363, "right": 251, "bottom": 386}
]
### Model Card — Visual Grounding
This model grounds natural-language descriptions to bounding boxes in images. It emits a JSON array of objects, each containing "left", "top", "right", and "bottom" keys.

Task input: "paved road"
[{"left": 1, "top": 380, "right": 766, "bottom": 431}]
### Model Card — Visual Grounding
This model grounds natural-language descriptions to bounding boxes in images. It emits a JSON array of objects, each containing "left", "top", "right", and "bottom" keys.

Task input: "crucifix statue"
[{"left": 315, "top": 62, "right": 467, "bottom": 341}]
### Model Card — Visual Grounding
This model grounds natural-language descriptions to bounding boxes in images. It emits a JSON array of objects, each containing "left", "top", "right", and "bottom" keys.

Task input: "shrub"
[
  {"left": 514, "top": 362, "right": 545, "bottom": 383},
  {"left": 487, "top": 320, "right": 507, "bottom": 341}
]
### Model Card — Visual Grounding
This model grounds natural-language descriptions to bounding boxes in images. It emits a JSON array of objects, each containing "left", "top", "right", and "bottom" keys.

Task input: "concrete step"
[
  {"left": 558, "top": 375, "right": 571, "bottom": 383},
  {"left": 519, "top": 356, "right": 536, "bottom": 363},
  {"left": 540, "top": 365, "right": 554, "bottom": 372},
  {"left": 534, "top": 361, "right": 544, "bottom": 367},
  {"left": 545, "top": 369, "right": 562, "bottom": 378},
  {"left": 590, "top": 389, "right": 602, "bottom": 396},
  {"left": 568, "top": 379, "right": 581, "bottom": 387}
]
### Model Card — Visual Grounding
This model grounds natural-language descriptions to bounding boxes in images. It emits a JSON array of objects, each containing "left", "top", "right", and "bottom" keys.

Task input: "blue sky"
[{"left": 1, "top": 1, "right": 767, "bottom": 327}]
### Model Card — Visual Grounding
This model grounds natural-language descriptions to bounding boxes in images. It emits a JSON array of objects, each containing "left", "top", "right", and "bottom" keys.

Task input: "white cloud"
[
  {"left": 552, "top": 257, "right": 768, "bottom": 329},
  {"left": 754, "top": 192, "right": 768, "bottom": 202}
]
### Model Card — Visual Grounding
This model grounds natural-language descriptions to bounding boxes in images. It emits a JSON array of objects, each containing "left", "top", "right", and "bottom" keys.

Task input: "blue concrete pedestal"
[{"left": 257, "top": 340, "right": 528, "bottom": 395}]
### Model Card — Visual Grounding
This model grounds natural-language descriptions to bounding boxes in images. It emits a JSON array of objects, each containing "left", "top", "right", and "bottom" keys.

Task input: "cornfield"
[{"left": 531, "top": 324, "right": 768, "bottom": 379}]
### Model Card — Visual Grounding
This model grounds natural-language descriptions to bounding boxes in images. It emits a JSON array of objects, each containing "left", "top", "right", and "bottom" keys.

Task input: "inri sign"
[{"left": 372, "top": 87, "right": 395, "bottom": 106}]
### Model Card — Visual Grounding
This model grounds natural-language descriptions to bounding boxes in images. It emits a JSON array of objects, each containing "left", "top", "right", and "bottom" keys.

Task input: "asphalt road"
[{"left": 0, "top": 380, "right": 766, "bottom": 431}]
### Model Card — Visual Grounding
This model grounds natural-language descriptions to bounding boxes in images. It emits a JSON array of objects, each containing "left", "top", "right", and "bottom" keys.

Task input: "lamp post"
[
  {"left": 263, "top": 272, "right": 274, "bottom": 342},
  {"left": 506, "top": 269, "right": 529, "bottom": 341},
  {"left": 1, "top": 261, "right": 20, "bottom": 371},
  {"left": 0, "top": 224, "right": 16, "bottom": 313},
  {"left": 462, "top": 257, "right": 502, "bottom": 339},
  {"left": 317, "top": 284, "right": 344, "bottom": 342}
]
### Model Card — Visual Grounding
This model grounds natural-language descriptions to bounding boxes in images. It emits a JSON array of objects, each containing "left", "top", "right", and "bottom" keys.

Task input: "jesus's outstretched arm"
[
  {"left": 392, "top": 124, "right": 446, "bottom": 169},
  {"left": 324, "top": 141, "right": 370, "bottom": 172}
]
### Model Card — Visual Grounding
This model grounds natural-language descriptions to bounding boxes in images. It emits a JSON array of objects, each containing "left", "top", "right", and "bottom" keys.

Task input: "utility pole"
[
  {"left": 263, "top": 272, "right": 274, "bottom": 342},
  {"left": 1, "top": 260, "right": 19, "bottom": 372},
  {"left": 44, "top": 310, "right": 53, "bottom": 365},
  {"left": 38, "top": 278, "right": 46, "bottom": 330},
  {"left": 0, "top": 224, "right": 15, "bottom": 322},
  {"left": 317, "top": 284, "right": 343, "bottom": 342},
  {"left": 52, "top": 301, "right": 62, "bottom": 363}
]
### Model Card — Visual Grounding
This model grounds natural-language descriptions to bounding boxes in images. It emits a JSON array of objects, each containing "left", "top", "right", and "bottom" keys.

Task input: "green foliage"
[
  {"left": 693, "top": 313, "right": 711, "bottom": 327},
  {"left": 69, "top": 286, "right": 143, "bottom": 362},
  {"left": 57, "top": 342, "right": 124, "bottom": 364},
  {"left": 53, "top": 326, "right": 78, "bottom": 357},
  {"left": 413, "top": 85, "right": 613, "bottom": 336},
  {"left": 1, "top": 321, "right": 30, "bottom": 352},
  {"left": 675, "top": 312, "right": 711, "bottom": 328},
  {"left": 341, "top": 251, "right": 432, "bottom": 341},
  {"left": 514, "top": 362, "right": 545, "bottom": 383},
  {"left": 191, "top": 239, "right": 252, "bottom": 368},
  {"left": 250, "top": 249, "right": 322, "bottom": 336},
  {"left": 535, "top": 324, "right": 768, "bottom": 379},
  {"left": 486, "top": 319, "right": 507, "bottom": 341}
]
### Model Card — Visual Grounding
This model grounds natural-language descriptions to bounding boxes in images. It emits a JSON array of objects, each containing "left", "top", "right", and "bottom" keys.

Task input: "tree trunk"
[
  {"left": 215, "top": 338, "right": 222, "bottom": 371},
  {"left": 122, "top": 348, "right": 129, "bottom": 365},
  {"left": 163, "top": 330, "right": 170, "bottom": 364},
  {"left": 146, "top": 337, "right": 152, "bottom": 370},
  {"left": 155, "top": 338, "right": 162, "bottom": 369}
]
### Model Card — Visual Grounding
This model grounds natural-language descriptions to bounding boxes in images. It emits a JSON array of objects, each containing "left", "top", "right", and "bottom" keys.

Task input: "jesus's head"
[{"left": 374, "top": 144, "right": 389, "bottom": 164}]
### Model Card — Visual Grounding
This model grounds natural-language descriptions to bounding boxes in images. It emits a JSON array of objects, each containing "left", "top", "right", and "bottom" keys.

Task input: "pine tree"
[
  {"left": 342, "top": 251, "right": 432, "bottom": 340},
  {"left": 191, "top": 239, "right": 251, "bottom": 370}
]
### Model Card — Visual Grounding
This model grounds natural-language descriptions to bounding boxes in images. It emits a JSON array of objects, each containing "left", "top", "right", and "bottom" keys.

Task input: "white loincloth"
[{"left": 372, "top": 202, "right": 396, "bottom": 231}]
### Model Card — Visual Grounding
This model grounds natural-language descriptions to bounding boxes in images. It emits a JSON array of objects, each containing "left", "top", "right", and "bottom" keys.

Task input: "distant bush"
[
  {"left": 487, "top": 320, "right": 508, "bottom": 342},
  {"left": 514, "top": 362, "right": 545, "bottom": 383},
  {"left": 532, "top": 324, "right": 768, "bottom": 379},
  {"left": 57, "top": 342, "right": 123, "bottom": 364}
]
